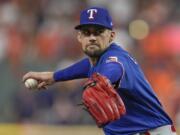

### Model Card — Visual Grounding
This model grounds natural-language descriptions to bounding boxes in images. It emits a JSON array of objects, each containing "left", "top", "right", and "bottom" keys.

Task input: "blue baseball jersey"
[{"left": 54, "top": 43, "right": 172, "bottom": 135}]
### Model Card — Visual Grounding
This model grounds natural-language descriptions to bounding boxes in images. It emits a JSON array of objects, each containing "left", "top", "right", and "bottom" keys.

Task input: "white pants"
[{"left": 134, "top": 125, "right": 177, "bottom": 135}]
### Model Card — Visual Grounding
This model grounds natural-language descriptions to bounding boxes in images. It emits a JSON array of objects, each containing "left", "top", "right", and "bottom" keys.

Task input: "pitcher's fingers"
[
  {"left": 37, "top": 81, "right": 47, "bottom": 89},
  {"left": 23, "top": 72, "right": 39, "bottom": 82},
  {"left": 23, "top": 72, "right": 33, "bottom": 82},
  {"left": 38, "top": 85, "right": 48, "bottom": 91}
]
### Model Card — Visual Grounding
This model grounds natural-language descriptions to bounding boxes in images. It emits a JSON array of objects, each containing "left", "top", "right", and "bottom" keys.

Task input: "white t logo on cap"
[{"left": 87, "top": 9, "right": 97, "bottom": 19}]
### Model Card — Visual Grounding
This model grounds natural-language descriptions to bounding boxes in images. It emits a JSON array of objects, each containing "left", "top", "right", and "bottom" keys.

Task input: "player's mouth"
[
  {"left": 87, "top": 45, "right": 100, "bottom": 52},
  {"left": 87, "top": 44, "right": 99, "bottom": 48}
]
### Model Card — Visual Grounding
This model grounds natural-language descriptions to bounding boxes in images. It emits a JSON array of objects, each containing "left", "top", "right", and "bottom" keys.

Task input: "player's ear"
[
  {"left": 77, "top": 31, "right": 82, "bottom": 43},
  {"left": 109, "top": 31, "right": 115, "bottom": 43}
]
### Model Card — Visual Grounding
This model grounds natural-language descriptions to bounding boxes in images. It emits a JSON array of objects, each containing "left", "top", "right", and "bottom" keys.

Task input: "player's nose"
[{"left": 89, "top": 34, "right": 97, "bottom": 42}]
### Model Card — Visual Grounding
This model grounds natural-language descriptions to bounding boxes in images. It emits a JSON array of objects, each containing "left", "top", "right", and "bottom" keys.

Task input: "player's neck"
[{"left": 89, "top": 57, "right": 99, "bottom": 66}]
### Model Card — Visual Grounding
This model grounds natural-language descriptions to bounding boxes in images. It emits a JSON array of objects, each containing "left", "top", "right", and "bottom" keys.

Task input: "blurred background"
[{"left": 0, "top": 0, "right": 179, "bottom": 134}]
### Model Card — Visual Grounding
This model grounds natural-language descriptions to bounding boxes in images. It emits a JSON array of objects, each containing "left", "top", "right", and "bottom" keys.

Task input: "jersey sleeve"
[
  {"left": 53, "top": 58, "right": 91, "bottom": 81},
  {"left": 96, "top": 55, "right": 125, "bottom": 85}
]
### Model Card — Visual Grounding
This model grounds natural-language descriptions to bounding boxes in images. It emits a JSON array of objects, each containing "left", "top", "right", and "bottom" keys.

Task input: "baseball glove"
[{"left": 82, "top": 73, "right": 126, "bottom": 127}]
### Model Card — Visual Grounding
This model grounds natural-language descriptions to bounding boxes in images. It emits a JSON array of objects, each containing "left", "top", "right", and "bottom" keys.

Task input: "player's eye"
[
  {"left": 93, "top": 29, "right": 105, "bottom": 36},
  {"left": 81, "top": 30, "right": 91, "bottom": 36},
  {"left": 80, "top": 28, "right": 105, "bottom": 36}
]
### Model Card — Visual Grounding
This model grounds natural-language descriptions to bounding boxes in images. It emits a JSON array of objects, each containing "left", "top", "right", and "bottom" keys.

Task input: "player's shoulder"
[
  {"left": 106, "top": 43, "right": 128, "bottom": 55},
  {"left": 102, "top": 43, "right": 128, "bottom": 60},
  {"left": 101, "top": 43, "right": 139, "bottom": 67},
  {"left": 99, "top": 43, "right": 127, "bottom": 65}
]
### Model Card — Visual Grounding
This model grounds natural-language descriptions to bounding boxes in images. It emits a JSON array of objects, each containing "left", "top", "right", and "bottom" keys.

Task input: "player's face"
[{"left": 77, "top": 25, "right": 115, "bottom": 57}]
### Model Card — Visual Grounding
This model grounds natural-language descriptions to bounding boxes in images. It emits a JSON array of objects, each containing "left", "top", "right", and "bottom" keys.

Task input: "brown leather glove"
[{"left": 82, "top": 73, "right": 126, "bottom": 127}]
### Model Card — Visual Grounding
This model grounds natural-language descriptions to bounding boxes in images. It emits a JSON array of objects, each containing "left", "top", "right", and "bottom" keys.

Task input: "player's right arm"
[
  {"left": 23, "top": 71, "right": 54, "bottom": 89},
  {"left": 23, "top": 58, "right": 91, "bottom": 90}
]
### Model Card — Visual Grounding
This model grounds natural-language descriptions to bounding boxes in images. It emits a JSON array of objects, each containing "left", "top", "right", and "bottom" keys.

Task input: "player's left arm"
[
  {"left": 82, "top": 59, "right": 126, "bottom": 127},
  {"left": 98, "top": 62, "right": 124, "bottom": 84},
  {"left": 96, "top": 56, "right": 125, "bottom": 87}
]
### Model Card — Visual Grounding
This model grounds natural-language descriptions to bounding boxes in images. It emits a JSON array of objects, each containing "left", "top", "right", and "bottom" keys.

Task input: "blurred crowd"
[{"left": 0, "top": 0, "right": 180, "bottom": 127}]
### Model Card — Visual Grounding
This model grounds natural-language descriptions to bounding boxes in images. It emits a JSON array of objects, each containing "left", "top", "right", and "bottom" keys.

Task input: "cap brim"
[{"left": 75, "top": 22, "right": 112, "bottom": 30}]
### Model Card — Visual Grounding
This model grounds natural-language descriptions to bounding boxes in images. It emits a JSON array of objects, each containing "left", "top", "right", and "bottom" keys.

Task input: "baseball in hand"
[{"left": 25, "top": 78, "right": 38, "bottom": 89}]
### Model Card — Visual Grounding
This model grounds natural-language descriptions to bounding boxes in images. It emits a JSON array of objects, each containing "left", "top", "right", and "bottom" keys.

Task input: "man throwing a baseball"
[{"left": 23, "top": 7, "right": 177, "bottom": 135}]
